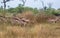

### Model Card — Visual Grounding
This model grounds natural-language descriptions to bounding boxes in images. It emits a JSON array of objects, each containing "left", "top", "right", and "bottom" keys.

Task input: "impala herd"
[{"left": 0, "top": 14, "right": 60, "bottom": 26}]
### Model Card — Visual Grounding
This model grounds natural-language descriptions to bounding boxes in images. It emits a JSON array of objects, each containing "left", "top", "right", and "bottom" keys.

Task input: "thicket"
[{"left": 0, "top": 5, "right": 60, "bottom": 15}]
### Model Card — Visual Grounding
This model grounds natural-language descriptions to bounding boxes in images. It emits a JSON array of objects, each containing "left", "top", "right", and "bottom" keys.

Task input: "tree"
[
  {"left": 1, "top": 0, "right": 11, "bottom": 16},
  {"left": 47, "top": 3, "right": 53, "bottom": 10},
  {"left": 34, "top": 0, "right": 46, "bottom": 10},
  {"left": 40, "top": 0, "right": 44, "bottom": 9},
  {"left": 2, "top": 0, "right": 10, "bottom": 10},
  {"left": 19, "top": 0, "right": 26, "bottom": 6}
]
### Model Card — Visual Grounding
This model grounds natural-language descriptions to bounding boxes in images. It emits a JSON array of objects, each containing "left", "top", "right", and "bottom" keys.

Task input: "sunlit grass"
[
  {"left": 0, "top": 12, "right": 60, "bottom": 38},
  {"left": 0, "top": 23, "right": 60, "bottom": 38}
]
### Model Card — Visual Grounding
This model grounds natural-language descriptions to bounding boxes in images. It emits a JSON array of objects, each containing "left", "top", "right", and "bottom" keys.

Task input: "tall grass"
[
  {"left": 0, "top": 23, "right": 60, "bottom": 38},
  {"left": 0, "top": 11, "right": 60, "bottom": 38}
]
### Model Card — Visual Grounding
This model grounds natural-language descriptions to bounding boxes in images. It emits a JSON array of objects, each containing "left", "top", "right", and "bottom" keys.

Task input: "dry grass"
[
  {"left": 0, "top": 23, "right": 60, "bottom": 38},
  {"left": 0, "top": 11, "right": 60, "bottom": 38}
]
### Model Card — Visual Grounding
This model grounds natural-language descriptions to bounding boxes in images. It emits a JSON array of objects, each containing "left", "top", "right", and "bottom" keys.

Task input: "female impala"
[{"left": 48, "top": 17, "right": 59, "bottom": 23}]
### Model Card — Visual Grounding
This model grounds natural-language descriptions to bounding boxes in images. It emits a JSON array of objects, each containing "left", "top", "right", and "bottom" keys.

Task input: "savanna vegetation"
[{"left": 0, "top": 0, "right": 60, "bottom": 38}]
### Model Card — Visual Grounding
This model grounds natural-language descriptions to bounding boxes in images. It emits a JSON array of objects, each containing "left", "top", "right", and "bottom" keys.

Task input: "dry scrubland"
[{"left": 0, "top": 11, "right": 60, "bottom": 38}]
